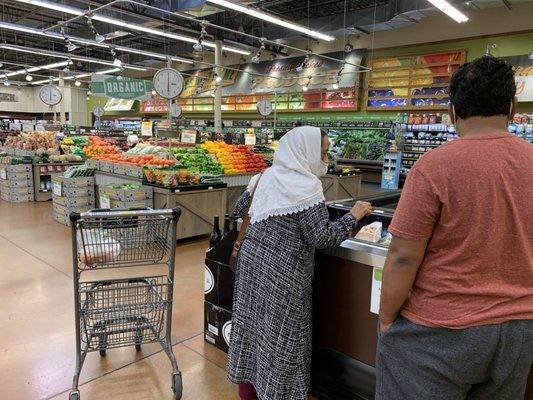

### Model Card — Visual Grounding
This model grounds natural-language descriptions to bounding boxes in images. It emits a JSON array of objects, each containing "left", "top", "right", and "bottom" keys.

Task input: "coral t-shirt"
[{"left": 389, "top": 131, "right": 533, "bottom": 329}]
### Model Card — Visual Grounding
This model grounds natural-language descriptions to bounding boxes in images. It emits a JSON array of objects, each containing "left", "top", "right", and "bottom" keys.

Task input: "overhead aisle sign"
[{"left": 91, "top": 74, "right": 152, "bottom": 100}]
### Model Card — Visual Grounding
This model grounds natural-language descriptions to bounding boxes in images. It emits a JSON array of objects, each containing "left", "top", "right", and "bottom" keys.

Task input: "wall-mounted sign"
[
  {"left": 180, "top": 51, "right": 363, "bottom": 98},
  {"left": 501, "top": 55, "right": 533, "bottom": 102},
  {"left": 91, "top": 74, "right": 152, "bottom": 100}
]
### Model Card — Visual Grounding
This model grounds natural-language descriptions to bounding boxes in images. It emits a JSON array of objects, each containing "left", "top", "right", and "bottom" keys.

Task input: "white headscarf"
[{"left": 247, "top": 126, "right": 325, "bottom": 224}]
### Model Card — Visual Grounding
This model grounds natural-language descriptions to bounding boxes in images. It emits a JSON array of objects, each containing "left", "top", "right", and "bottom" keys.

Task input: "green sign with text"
[{"left": 91, "top": 74, "right": 152, "bottom": 100}]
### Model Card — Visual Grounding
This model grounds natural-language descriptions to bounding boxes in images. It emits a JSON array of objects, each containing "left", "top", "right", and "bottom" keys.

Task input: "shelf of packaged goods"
[{"left": 402, "top": 150, "right": 430, "bottom": 154}]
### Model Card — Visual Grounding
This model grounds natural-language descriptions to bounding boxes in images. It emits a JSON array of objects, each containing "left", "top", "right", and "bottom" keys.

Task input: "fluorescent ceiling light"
[
  {"left": 0, "top": 21, "right": 194, "bottom": 65},
  {"left": 206, "top": 0, "right": 335, "bottom": 42},
  {"left": 0, "top": 44, "right": 147, "bottom": 71},
  {"left": 427, "top": 0, "right": 469, "bottom": 23},
  {"left": 12, "top": 0, "right": 251, "bottom": 55},
  {"left": 0, "top": 61, "right": 69, "bottom": 79},
  {"left": 31, "top": 68, "right": 122, "bottom": 85}
]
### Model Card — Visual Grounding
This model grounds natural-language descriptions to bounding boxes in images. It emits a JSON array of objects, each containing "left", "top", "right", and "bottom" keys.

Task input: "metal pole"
[
  {"left": 214, "top": 40, "right": 223, "bottom": 133},
  {"left": 59, "top": 72, "right": 66, "bottom": 124}
]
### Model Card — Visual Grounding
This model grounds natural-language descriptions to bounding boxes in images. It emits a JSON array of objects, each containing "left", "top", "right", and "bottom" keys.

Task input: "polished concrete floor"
[{"left": 0, "top": 201, "right": 239, "bottom": 400}]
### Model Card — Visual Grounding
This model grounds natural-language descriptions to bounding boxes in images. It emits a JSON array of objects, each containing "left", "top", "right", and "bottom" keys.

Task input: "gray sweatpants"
[{"left": 376, "top": 316, "right": 533, "bottom": 400}]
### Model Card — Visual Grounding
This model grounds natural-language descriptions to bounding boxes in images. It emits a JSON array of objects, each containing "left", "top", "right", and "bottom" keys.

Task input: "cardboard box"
[
  {"left": 54, "top": 176, "right": 94, "bottom": 188},
  {"left": 4, "top": 164, "right": 32, "bottom": 173},
  {"left": 204, "top": 259, "right": 235, "bottom": 310},
  {"left": 53, "top": 195, "right": 95, "bottom": 208},
  {"left": 102, "top": 185, "right": 153, "bottom": 201},
  {"left": 5, "top": 178, "right": 33, "bottom": 188},
  {"left": 1, "top": 193, "right": 34, "bottom": 202},
  {"left": 109, "top": 198, "right": 153, "bottom": 209},
  {"left": 204, "top": 301, "right": 232, "bottom": 353},
  {"left": 60, "top": 186, "right": 95, "bottom": 198},
  {"left": 2, "top": 186, "right": 34, "bottom": 196},
  {"left": 53, "top": 202, "right": 94, "bottom": 216},
  {"left": 98, "top": 161, "right": 114, "bottom": 173},
  {"left": 124, "top": 165, "right": 144, "bottom": 179},
  {"left": 112, "top": 164, "right": 128, "bottom": 176}
]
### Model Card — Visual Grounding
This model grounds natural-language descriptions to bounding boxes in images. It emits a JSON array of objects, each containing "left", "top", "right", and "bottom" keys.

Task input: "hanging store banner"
[
  {"left": 500, "top": 55, "right": 533, "bottom": 102},
  {"left": 91, "top": 74, "right": 152, "bottom": 100},
  {"left": 180, "top": 51, "right": 364, "bottom": 97}
]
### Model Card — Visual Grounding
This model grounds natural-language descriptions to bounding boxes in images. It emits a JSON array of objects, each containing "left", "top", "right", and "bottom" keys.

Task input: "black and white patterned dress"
[{"left": 227, "top": 190, "right": 357, "bottom": 400}]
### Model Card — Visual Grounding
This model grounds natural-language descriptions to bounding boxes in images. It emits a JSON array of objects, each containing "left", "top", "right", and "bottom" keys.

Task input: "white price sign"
[
  {"left": 370, "top": 267, "right": 383, "bottom": 315},
  {"left": 181, "top": 130, "right": 197, "bottom": 144},
  {"left": 0, "top": 169, "right": 6, "bottom": 180},
  {"left": 99, "top": 195, "right": 111, "bottom": 209},
  {"left": 22, "top": 124, "right": 34, "bottom": 132},
  {"left": 53, "top": 181, "right": 62, "bottom": 196},
  {"left": 141, "top": 121, "right": 153, "bottom": 137},
  {"left": 244, "top": 134, "right": 256, "bottom": 146}
]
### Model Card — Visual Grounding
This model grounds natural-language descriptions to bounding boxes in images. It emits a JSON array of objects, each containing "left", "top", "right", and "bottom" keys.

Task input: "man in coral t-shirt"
[{"left": 376, "top": 56, "right": 533, "bottom": 400}]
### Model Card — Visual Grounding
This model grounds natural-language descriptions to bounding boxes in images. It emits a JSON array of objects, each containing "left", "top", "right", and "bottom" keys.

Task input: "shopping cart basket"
[{"left": 69, "top": 208, "right": 182, "bottom": 400}]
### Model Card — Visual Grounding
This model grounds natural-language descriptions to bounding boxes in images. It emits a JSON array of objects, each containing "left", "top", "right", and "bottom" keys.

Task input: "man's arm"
[{"left": 378, "top": 235, "right": 428, "bottom": 333}]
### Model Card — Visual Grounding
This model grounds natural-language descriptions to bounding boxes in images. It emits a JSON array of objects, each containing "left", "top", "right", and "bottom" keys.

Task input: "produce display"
[
  {"left": 82, "top": 136, "right": 120, "bottom": 158},
  {"left": 144, "top": 167, "right": 200, "bottom": 187},
  {"left": 4, "top": 131, "right": 56, "bottom": 151},
  {"left": 330, "top": 130, "right": 390, "bottom": 161},
  {"left": 64, "top": 164, "right": 95, "bottom": 178},
  {"left": 0, "top": 154, "right": 33, "bottom": 165},
  {"left": 92, "top": 153, "right": 176, "bottom": 168},
  {"left": 127, "top": 143, "right": 171, "bottom": 156},
  {"left": 34, "top": 148, "right": 83, "bottom": 163},
  {"left": 171, "top": 146, "right": 224, "bottom": 175},
  {"left": 202, "top": 141, "right": 268, "bottom": 174}
]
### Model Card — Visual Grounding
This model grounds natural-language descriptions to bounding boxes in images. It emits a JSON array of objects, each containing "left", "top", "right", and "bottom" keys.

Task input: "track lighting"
[
  {"left": 193, "top": 25, "right": 207, "bottom": 52},
  {"left": 74, "top": 80, "right": 81, "bottom": 87},
  {"left": 251, "top": 39, "right": 266, "bottom": 64},
  {"left": 215, "top": 73, "right": 222, "bottom": 83},
  {"left": 87, "top": 88, "right": 92, "bottom": 95},
  {"left": 110, "top": 48, "right": 122, "bottom": 67},
  {"left": 210, "top": 90, "right": 216, "bottom": 97},
  {"left": 332, "top": 82, "right": 339, "bottom": 90},
  {"left": 87, "top": 17, "right": 105, "bottom": 43},
  {"left": 151, "top": 89, "right": 156, "bottom": 96},
  {"left": 302, "top": 76, "right": 311, "bottom": 92},
  {"left": 296, "top": 55, "right": 310, "bottom": 73},
  {"left": 25, "top": 71, "right": 33, "bottom": 82},
  {"left": 302, "top": 85, "right": 309, "bottom": 92},
  {"left": 3, "top": 79, "right": 10, "bottom": 86},
  {"left": 67, "top": 41, "right": 78, "bottom": 52}
]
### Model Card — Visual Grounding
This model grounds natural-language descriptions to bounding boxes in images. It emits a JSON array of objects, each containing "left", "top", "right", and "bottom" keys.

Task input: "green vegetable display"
[
  {"left": 331, "top": 130, "right": 390, "bottom": 161},
  {"left": 170, "top": 146, "right": 224, "bottom": 175}
]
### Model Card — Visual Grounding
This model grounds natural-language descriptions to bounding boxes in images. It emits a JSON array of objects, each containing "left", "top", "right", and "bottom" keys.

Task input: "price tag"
[
  {"left": 22, "top": 124, "right": 34, "bottom": 132},
  {"left": 244, "top": 133, "right": 256, "bottom": 146},
  {"left": 53, "top": 181, "right": 62, "bottom": 196},
  {"left": 0, "top": 169, "right": 6, "bottom": 180},
  {"left": 99, "top": 195, "right": 111, "bottom": 209},
  {"left": 180, "top": 130, "right": 197, "bottom": 144},
  {"left": 141, "top": 121, "right": 153, "bottom": 137},
  {"left": 370, "top": 267, "right": 383, "bottom": 315},
  {"left": 251, "top": 120, "right": 262, "bottom": 128}
]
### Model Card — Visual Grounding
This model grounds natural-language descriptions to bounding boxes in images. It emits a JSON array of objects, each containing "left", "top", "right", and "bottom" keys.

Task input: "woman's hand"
[{"left": 351, "top": 201, "right": 373, "bottom": 221}]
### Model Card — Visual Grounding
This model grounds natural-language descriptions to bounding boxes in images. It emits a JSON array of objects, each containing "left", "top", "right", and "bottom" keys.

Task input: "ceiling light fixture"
[
  {"left": 86, "top": 17, "right": 105, "bottom": 43},
  {"left": 332, "top": 82, "right": 339, "bottom": 90},
  {"left": 87, "top": 88, "right": 92, "bottom": 95},
  {"left": 251, "top": 39, "right": 266, "bottom": 64},
  {"left": 210, "top": 91, "right": 216, "bottom": 97},
  {"left": 0, "top": 61, "right": 70, "bottom": 80},
  {"left": 0, "top": 44, "right": 146, "bottom": 71},
  {"left": 74, "top": 80, "right": 81, "bottom": 87},
  {"left": 426, "top": 0, "right": 469, "bottom": 23},
  {"left": 25, "top": 73, "right": 33, "bottom": 82},
  {"left": 193, "top": 25, "right": 207, "bottom": 52},
  {"left": 296, "top": 55, "right": 310, "bottom": 73},
  {"left": 3, "top": 79, "right": 10, "bottom": 86},
  {"left": 205, "top": 0, "right": 335, "bottom": 41},
  {"left": 151, "top": 89, "right": 156, "bottom": 96},
  {"left": 11, "top": 0, "right": 251, "bottom": 55},
  {"left": 31, "top": 68, "right": 122, "bottom": 85}
]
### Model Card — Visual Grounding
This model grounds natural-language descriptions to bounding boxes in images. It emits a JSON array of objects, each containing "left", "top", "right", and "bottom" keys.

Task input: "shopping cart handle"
[{"left": 70, "top": 207, "right": 181, "bottom": 221}]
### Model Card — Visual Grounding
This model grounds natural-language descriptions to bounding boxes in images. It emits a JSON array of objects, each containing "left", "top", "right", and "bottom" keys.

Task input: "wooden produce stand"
[
  {"left": 320, "top": 172, "right": 362, "bottom": 202},
  {"left": 152, "top": 183, "right": 228, "bottom": 240},
  {"left": 220, "top": 173, "right": 255, "bottom": 214}
]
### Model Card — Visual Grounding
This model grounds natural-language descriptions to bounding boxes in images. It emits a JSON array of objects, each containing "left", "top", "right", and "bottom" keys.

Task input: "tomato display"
[{"left": 202, "top": 141, "right": 268, "bottom": 174}]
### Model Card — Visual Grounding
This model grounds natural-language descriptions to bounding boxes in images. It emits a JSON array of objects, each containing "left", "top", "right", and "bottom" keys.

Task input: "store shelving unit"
[
  {"left": 33, "top": 162, "right": 83, "bottom": 201},
  {"left": 363, "top": 50, "right": 467, "bottom": 111}
]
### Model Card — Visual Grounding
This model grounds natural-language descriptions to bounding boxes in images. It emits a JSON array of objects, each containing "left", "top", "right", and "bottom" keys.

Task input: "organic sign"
[{"left": 91, "top": 74, "right": 152, "bottom": 100}]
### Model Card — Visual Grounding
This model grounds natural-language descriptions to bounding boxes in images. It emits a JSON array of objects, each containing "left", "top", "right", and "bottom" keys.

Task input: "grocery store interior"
[{"left": 0, "top": 0, "right": 532, "bottom": 399}]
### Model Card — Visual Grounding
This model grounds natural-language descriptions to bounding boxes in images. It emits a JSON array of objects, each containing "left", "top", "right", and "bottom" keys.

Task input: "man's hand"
[{"left": 379, "top": 318, "right": 396, "bottom": 335}]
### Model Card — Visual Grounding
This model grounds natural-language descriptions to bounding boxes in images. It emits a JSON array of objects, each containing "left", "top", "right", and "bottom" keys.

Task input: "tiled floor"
[{"left": 0, "top": 201, "right": 239, "bottom": 400}]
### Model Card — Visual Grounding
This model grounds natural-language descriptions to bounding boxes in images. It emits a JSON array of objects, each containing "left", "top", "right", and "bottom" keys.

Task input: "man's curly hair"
[{"left": 449, "top": 55, "right": 516, "bottom": 119}]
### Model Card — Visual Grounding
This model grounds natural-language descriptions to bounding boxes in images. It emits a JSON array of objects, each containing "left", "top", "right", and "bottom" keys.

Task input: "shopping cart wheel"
[
  {"left": 99, "top": 349, "right": 106, "bottom": 357},
  {"left": 172, "top": 372, "right": 182, "bottom": 399},
  {"left": 135, "top": 344, "right": 141, "bottom": 351},
  {"left": 69, "top": 390, "right": 80, "bottom": 400},
  {"left": 134, "top": 328, "right": 142, "bottom": 351},
  {"left": 99, "top": 334, "right": 108, "bottom": 356}
]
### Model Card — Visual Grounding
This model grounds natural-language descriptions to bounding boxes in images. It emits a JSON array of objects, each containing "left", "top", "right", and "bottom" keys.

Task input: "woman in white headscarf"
[{"left": 227, "top": 126, "right": 372, "bottom": 400}]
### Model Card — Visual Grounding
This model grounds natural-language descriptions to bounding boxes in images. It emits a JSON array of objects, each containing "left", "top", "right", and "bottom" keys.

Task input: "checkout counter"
[{"left": 311, "top": 191, "right": 533, "bottom": 400}]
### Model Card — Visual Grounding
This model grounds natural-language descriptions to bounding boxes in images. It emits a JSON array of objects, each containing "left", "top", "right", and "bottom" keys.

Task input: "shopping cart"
[{"left": 68, "top": 208, "right": 182, "bottom": 400}]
